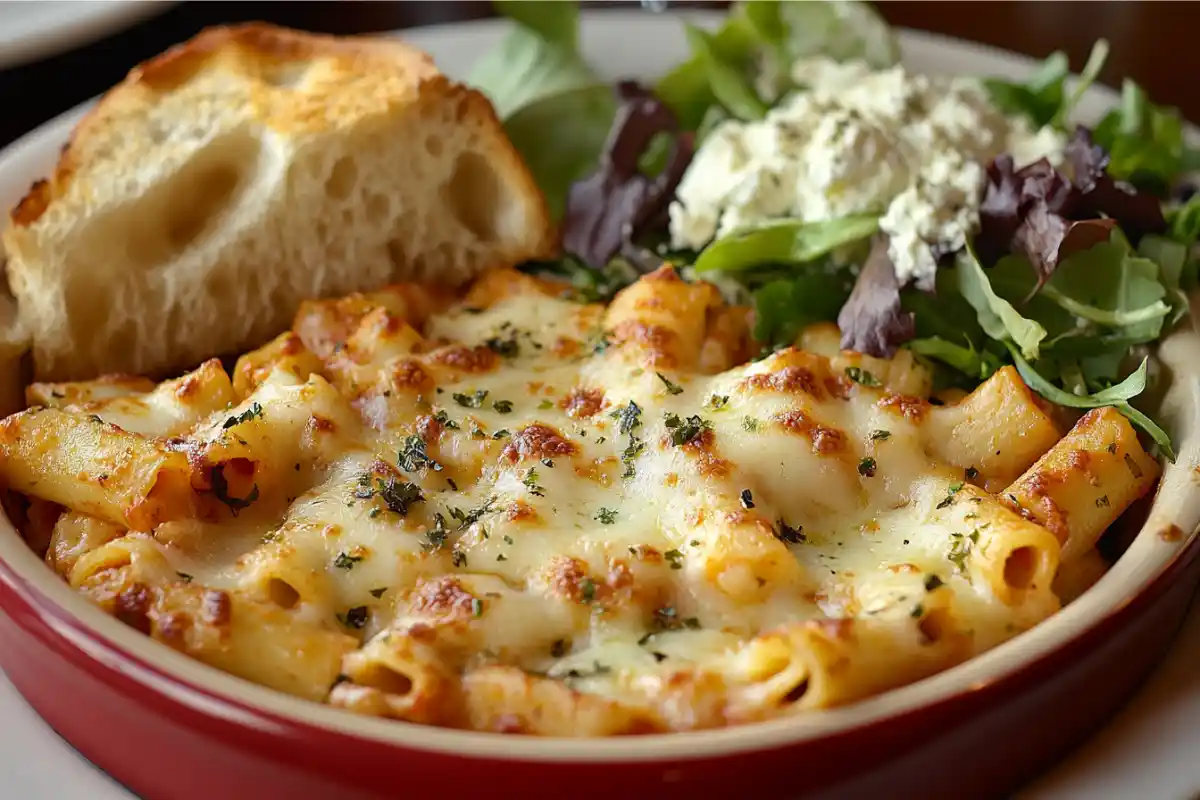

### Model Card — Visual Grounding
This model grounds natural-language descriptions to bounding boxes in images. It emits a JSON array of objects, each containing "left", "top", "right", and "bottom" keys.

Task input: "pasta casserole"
[{"left": 0, "top": 265, "right": 1159, "bottom": 735}]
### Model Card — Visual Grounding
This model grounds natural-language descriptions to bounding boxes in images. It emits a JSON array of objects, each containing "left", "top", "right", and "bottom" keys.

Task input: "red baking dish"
[{"left": 1, "top": 15, "right": 1198, "bottom": 800}]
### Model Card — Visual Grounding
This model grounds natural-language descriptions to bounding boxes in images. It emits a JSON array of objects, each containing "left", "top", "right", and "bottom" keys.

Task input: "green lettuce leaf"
[
  {"left": 1044, "top": 241, "right": 1169, "bottom": 337},
  {"left": 984, "top": 256, "right": 1075, "bottom": 338},
  {"left": 1011, "top": 237, "right": 1179, "bottom": 392},
  {"left": 1137, "top": 235, "right": 1187, "bottom": 290},
  {"left": 521, "top": 257, "right": 638, "bottom": 304},
  {"left": 983, "top": 52, "right": 1069, "bottom": 129},
  {"left": 658, "top": 1, "right": 899, "bottom": 131},
  {"left": 902, "top": 265, "right": 986, "bottom": 342},
  {"left": 1008, "top": 348, "right": 1175, "bottom": 460},
  {"left": 741, "top": 0, "right": 787, "bottom": 53},
  {"left": 1052, "top": 39, "right": 1109, "bottom": 128},
  {"left": 774, "top": 0, "right": 900, "bottom": 68},
  {"left": 468, "top": 1, "right": 596, "bottom": 119},
  {"left": 1079, "top": 350, "right": 1128, "bottom": 386},
  {"left": 957, "top": 252, "right": 1048, "bottom": 359},
  {"left": 1166, "top": 195, "right": 1200, "bottom": 246},
  {"left": 692, "top": 216, "right": 879, "bottom": 273},
  {"left": 907, "top": 337, "right": 1002, "bottom": 380},
  {"left": 983, "top": 40, "right": 1108, "bottom": 130},
  {"left": 752, "top": 271, "right": 850, "bottom": 348},
  {"left": 656, "top": 15, "right": 760, "bottom": 131},
  {"left": 503, "top": 86, "right": 617, "bottom": 221},
  {"left": 1092, "top": 78, "right": 1200, "bottom": 193},
  {"left": 683, "top": 24, "right": 770, "bottom": 121},
  {"left": 491, "top": 0, "right": 578, "bottom": 47},
  {"left": 1044, "top": 331, "right": 1157, "bottom": 359},
  {"left": 469, "top": 1, "right": 615, "bottom": 219},
  {"left": 1136, "top": 234, "right": 1194, "bottom": 328}
]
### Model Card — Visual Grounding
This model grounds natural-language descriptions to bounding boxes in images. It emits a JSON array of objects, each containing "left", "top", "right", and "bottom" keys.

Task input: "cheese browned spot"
[
  {"left": 743, "top": 366, "right": 827, "bottom": 399},
  {"left": 561, "top": 387, "right": 606, "bottom": 418},
  {"left": 502, "top": 423, "right": 579, "bottom": 463},
  {"left": 410, "top": 577, "right": 479, "bottom": 622},
  {"left": 415, "top": 413, "right": 444, "bottom": 443},
  {"left": 429, "top": 345, "right": 499, "bottom": 373},
  {"left": 775, "top": 410, "right": 846, "bottom": 454},
  {"left": 678, "top": 427, "right": 732, "bottom": 479},
  {"left": 116, "top": 583, "right": 154, "bottom": 633},
  {"left": 546, "top": 556, "right": 592, "bottom": 604},
  {"left": 878, "top": 393, "right": 929, "bottom": 422},
  {"left": 507, "top": 501, "right": 539, "bottom": 523},
  {"left": 611, "top": 321, "right": 681, "bottom": 368},
  {"left": 388, "top": 360, "right": 433, "bottom": 392}
]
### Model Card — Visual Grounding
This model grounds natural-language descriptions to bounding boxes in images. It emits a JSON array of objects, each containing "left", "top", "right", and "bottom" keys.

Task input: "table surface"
[
  {"left": 3, "top": 1, "right": 1200, "bottom": 149},
  {"left": 1, "top": 2, "right": 1199, "bottom": 798}
]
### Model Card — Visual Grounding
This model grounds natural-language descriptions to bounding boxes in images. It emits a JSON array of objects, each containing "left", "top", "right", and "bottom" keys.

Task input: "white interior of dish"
[
  {"left": 0, "top": 13, "right": 1198, "bottom": 762},
  {"left": 0, "top": 1, "right": 176, "bottom": 71}
]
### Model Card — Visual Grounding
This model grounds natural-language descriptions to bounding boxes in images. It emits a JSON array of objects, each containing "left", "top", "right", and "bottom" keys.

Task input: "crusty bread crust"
[
  {"left": 3, "top": 23, "right": 556, "bottom": 381},
  {"left": 11, "top": 24, "right": 445, "bottom": 229}
]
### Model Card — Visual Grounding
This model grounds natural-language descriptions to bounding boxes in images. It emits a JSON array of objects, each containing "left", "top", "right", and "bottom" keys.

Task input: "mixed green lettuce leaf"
[
  {"left": 692, "top": 216, "right": 880, "bottom": 274},
  {"left": 984, "top": 40, "right": 1108, "bottom": 130},
  {"left": 468, "top": 1, "right": 614, "bottom": 220},
  {"left": 470, "top": 0, "right": 1196, "bottom": 459},
  {"left": 988, "top": 39, "right": 1200, "bottom": 194}
]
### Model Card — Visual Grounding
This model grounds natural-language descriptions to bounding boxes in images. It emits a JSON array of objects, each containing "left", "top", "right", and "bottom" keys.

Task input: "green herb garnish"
[
  {"left": 664, "top": 413, "right": 711, "bottom": 447},
  {"left": 334, "top": 552, "right": 363, "bottom": 570},
  {"left": 656, "top": 372, "right": 685, "bottom": 395},
  {"left": 705, "top": 394, "right": 731, "bottom": 411},
  {"left": 775, "top": 519, "right": 805, "bottom": 544},
  {"left": 453, "top": 390, "right": 489, "bottom": 408},
  {"left": 845, "top": 366, "right": 881, "bottom": 387},
  {"left": 222, "top": 402, "right": 264, "bottom": 430},
  {"left": 580, "top": 578, "right": 597, "bottom": 604},
  {"left": 356, "top": 473, "right": 424, "bottom": 516},
  {"left": 523, "top": 468, "right": 546, "bottom": 497},
  {"left": 209, "top": 466, "right": 259, "bottom": 516},
  {"left": 611, "top": 400, "right": 643, "bottom": 435},
  {"left": 398, "top": 435, "right": 442, "bottom": 472},
  {"left": 936, "top": 481, "right": 965, "bottom": 510}
]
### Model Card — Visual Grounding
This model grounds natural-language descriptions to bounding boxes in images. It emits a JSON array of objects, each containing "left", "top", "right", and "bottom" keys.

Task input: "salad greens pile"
[
  {"left": 470, "top": 0, "right": 1200, "bottom": 459},
  {"left": 469, "top": 0, "right": 899, "bottom": 220}
]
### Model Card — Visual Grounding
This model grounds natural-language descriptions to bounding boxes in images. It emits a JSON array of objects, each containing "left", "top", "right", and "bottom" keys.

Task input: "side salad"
[{"left": 469, "top": 0, "right": 1200, "bottom": 460}]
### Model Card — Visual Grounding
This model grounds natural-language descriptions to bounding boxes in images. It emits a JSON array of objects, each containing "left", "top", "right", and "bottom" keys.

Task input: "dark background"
[{"left": 1, "top": 1, "right": 1198, "bottom": 149}]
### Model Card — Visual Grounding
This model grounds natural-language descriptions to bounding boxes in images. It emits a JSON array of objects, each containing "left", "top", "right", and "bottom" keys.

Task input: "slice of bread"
[{"left": 2, "top": 23, "right": 555, "bottom": 382}]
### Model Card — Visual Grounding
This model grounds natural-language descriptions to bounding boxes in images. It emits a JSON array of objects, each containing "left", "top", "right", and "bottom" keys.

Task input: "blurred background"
[{"left": 2, "top": 0, "right": 1199, "bottom": 148}]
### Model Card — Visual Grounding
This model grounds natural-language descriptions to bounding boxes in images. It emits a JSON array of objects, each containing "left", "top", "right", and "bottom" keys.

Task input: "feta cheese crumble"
[{"left": 669, "top": 56, "right": 1067, "bottom": 289}]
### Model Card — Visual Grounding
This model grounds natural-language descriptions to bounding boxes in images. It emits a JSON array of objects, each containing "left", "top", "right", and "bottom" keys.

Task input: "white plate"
[
  {"left": 0, "top": 0, "right": 173, "bottom": 70},
  {"left": 0, "top": 9, "right": 1197, "bottom": 799}
]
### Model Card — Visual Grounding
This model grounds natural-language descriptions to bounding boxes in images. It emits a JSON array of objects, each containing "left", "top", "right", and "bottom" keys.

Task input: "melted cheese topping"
[{"left": 14, "top": 267, "right": 1128, "bottom": 735}]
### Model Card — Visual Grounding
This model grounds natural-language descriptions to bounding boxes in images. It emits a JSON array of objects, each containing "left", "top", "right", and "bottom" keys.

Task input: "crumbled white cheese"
[
  {"left": 669, "top": 56, "right": 1068, "bottom": 288},
  {"left": 882, "top": 155, "right": 985, "bottom": 290},
  {"left": 1007, "top": 117, "right": 1068, "bottom": 169}
]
